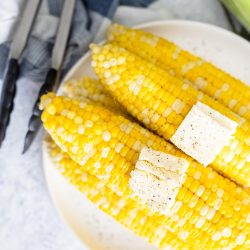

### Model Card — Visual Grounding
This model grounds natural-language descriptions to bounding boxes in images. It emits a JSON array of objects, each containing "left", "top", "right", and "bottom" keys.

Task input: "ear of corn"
[
  {"left": 48, "top": 78, "right": 188, "bottom": 249},
  {"left": 90, "top": 43, "right": 250, "bottom": 187},
  {"left": 107, "top": 24, "right": 250, "bottom": 121},
  {"left": 62, "top": 76, "right": 128, "bottom": 116},
  {"left": 46, "top": 137, "right": 189, "bottom": 250},
  {"left": 41, "top": 93, "right": 250, "bottom": 249}
]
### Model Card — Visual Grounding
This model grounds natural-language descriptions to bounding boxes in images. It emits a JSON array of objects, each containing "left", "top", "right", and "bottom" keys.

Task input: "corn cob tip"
[
  {"left": 111, "top": 23, "right": 120, "bottom": 28},
  {"left": 39, "top": 92, "right": 56, "bottom": 110},
  {"left": 107, "top": 23, "right": 122, "bottom": 41},
  {"left": 89, "top": 43, "right": 101, "bottom": 54}
]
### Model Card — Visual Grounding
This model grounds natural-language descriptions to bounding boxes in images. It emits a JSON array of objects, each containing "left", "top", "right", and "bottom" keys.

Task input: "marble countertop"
[{"left": 0, "top": 1, "right": 231, "bottom": 249}]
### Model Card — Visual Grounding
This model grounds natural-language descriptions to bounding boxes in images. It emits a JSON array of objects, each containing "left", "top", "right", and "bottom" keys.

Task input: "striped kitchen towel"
[{"left": 0, "top": 0, "right": 172, "bottom": 82}]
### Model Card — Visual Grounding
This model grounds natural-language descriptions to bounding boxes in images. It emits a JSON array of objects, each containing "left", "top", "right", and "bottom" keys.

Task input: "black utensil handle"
[
  {"left": 28, "top": 68, "right": 57, "bottom": 129},
  {"left": 31, "top": 68, "right": 57, "bottom": 119},
  {"left": 22, "top": 68, "right": 57, "bottom": 153},
  {"left": 0, "top": 58, "right": 19, "bottom": 142}
]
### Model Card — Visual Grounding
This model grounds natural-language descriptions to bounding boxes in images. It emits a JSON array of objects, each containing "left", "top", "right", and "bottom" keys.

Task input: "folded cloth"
[{"left": 0, "top": 0, "right": 172, "bottom": 82}]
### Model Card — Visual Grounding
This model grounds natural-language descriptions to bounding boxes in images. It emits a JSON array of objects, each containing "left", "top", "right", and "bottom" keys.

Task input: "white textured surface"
[{"left": 0, "top": 1, "right": 234, "bottom": 250}]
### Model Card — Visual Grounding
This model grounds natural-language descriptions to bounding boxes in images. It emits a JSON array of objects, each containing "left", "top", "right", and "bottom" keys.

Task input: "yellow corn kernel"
[
  {"left": 107, "top": 24, "right": 250, "bottom": 121},
  {"left": 91, "top": 43, "right": 250, "bottom": 187},
  {"left": 46, "top": 137, "right": 188, "bottom": 249},
  {"left": 62, "top": 76, "right": 128, "bottom": 116},
  {"left": 42, "top": 93, "right": 250, "bottom": 249}
]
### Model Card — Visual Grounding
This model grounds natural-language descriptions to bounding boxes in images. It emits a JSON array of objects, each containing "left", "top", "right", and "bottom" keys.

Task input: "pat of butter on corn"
[
  {"left": 129, "top": 147, "right": 189, "bottom": 214},
  {"left": 171, "top": 102, "right": 238, "bottom": 166}
]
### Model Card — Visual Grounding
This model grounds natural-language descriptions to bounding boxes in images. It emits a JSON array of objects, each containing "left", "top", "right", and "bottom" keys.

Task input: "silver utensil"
[{"left": 23, "top": 0, "right": 76, "bottom": 153}]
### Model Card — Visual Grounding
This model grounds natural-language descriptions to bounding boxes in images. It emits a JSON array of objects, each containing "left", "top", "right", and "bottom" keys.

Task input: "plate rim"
[{"left": 43, "top": 19, "right": 250, "bottom": 249}]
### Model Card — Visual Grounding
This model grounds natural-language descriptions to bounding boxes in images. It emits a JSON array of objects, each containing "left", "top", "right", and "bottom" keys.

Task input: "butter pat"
[
  {"left": 171, "top": 102, "right": 238, "bottom": 166},
  {"left": 129, "top": 147, "right": 189, "bottom": 215}
]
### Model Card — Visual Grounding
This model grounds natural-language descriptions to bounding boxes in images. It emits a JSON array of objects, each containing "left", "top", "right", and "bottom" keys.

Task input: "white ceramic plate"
[{"left": 43, "top": 20, "right": 250, "bottom": 250}]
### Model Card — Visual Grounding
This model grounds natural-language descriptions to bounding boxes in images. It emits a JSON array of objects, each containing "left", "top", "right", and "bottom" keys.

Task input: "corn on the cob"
[
  {"left": 41, "top": 93, "right": 250, "bottom": 249},
  {"left": 90, "top": 43, "right": 250, "bottom": 187},
  {"left": 62, "top": 76, "right": 127, "bottom": 115},
  {"left": 48, "top": 80, "right": 187, "bottom": 249},
  {"left": 107, "top": 24, "right": 250, "bottom": 121},
  {"left": 46, "top": 137, "right": 190, "bottom": 250}
]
